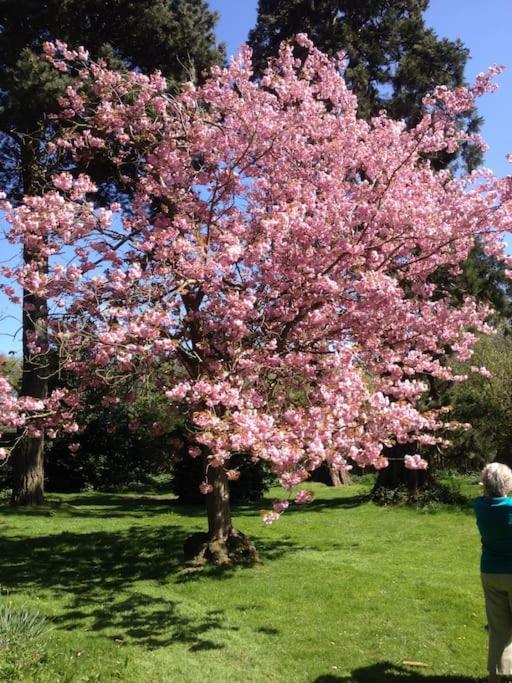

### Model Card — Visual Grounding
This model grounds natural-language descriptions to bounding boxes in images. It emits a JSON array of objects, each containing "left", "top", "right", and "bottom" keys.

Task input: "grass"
[{"left": 0, "top": 478, "right": 489, "bottom": 682}]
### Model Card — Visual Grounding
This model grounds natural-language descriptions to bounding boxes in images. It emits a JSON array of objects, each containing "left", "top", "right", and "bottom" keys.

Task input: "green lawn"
[{"left": 0, "top": 479, "right": 489, "bottom": 682}]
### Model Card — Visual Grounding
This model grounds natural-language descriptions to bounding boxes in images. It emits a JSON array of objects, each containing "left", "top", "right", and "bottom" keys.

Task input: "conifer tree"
[{"left": 0, "top": 0, "right": 224, "bottom": 505}]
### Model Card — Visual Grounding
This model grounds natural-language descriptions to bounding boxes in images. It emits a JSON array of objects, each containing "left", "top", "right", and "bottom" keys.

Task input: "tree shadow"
[
  {"left": 0, "top": 520, "right": 301, "bottom": 647},
  {"left": 56, "top": 592, "right": 236, "bottom": 650},
  {"left": 283, "top": 490, "right": 477, "bottom": 519},
  {"left": 301, "top": 493, "right": 371, "bottom": 512},
  {"left": 234, "top": 492, "right": 371, "bottom": 518},
  {"left": 4, "top": 486, "right": 474, "bottom": 523},
  {"left": 0, "top": 494, "right": 220, "bottom": 521},
  {"left": 313, "top": 661, "right": 484, "bottom": 682},
  {"left": 65, "top": 493, "right": 208, "bottom": 519},
  {"left": 0, "top": 524, "right": 186, "bottom": 593}
]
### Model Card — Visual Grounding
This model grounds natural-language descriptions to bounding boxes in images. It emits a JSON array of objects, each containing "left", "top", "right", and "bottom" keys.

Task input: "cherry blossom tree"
[{"left": 2, "top": 37, "right": 512, "bottom": 563}]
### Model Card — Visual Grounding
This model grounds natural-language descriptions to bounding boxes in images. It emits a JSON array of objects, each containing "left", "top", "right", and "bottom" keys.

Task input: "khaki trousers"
[{"left": 482, "top": 572, "right": 512, "bottom": 675}]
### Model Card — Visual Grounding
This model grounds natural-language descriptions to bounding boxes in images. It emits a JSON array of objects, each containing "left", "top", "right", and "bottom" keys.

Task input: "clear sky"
[{"left": 1, "top": 0, "right": 511, "bottom": 355}]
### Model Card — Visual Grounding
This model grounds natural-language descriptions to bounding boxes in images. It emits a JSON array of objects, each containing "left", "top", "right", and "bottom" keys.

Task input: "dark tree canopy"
[
  {"left": 0, "top": 0, "right": 225, "bottom": 199},
  {"left": 248, "top": 0, "right": 481, "bottom": 169},
  {"left": 456, "top": 242, "right": 512, "bottom": 320}
]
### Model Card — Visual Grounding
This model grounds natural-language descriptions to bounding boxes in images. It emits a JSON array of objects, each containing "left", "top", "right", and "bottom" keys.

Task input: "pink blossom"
[
  {"left": 2, "top": 38, "right": 511, "bottom": 526},
  {"left": 404, "top": 454, "right": 429, "bottom": 470},
  {"left": 52, "top": 172, "right": 74, "bottom": 191},
  {"left": 272, "top": 499, "right": 290, "bottom": 514},
  {"left": 470, "top": 365, "right": 493, "bottom": 379},
  {"left": 262, "top": 511, "right": 281, "bottom": 525},
  {"left": 165, "top": 383, "right": 190, "bottom": 401},
  {"left": 295, "top": 490, "right": 314, "bottom": 505}
]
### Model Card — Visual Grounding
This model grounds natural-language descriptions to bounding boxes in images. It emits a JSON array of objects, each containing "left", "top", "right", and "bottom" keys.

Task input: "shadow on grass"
[
  {"left": 1, "top": 489, "right": 371, "bottom": 521},
  {"left": 4, "top": 490, "right": 366, "bottom": 520},
  {"left": 1, "top": 490, "right": 475, "bottom": 522},
  {"left": 47, "top": 493, "right": 208, "bottom": 519},
  {"left": 0, "top": 518, "right": 300, "bottom": 648},
  {"left": 0, "top": 494, "right": 233, "bottom": 524},
  {"left": 314, "top": 661, "right": 484, "bottom": 682},
  {"left": 288, "top": 488, "right": 477, "bottom": 518},
  {"left": 238, "top": 492, "right": 371, "bottom": 518},
  {"left": 300, "top": 493, "right": 371, "bottom": 512},
  {"left": 58, "top": 591, "right": 237, "bottom": 650}
]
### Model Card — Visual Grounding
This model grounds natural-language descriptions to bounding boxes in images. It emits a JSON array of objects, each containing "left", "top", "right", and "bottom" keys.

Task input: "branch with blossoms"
[{"left": 0, "top": 373, "right": 83, "bottom": 460}]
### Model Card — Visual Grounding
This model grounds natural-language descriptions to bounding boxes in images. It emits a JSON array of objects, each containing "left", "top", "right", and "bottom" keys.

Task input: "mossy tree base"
[{"left": 183, "top": 529, "right": 258, "bottom": 566}]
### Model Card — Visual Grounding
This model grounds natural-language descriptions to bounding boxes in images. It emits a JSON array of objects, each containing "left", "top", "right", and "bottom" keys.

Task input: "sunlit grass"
[{"left": 0, "top": 479, "right": 487, "bottom": 682}]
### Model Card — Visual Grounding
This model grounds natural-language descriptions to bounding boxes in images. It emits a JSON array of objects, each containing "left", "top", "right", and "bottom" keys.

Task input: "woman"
[{"left": 475, "top": 462, "right": 512, "bottom": 683}]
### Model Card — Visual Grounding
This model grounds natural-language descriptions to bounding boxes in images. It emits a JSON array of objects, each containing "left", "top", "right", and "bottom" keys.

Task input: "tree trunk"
[
  {"left": 183, "top": 460, "right": 257, "bottom": 566},
  {"left": 205, "top": 465, "right": 234, "bottom": 563},
  {"left": 372, "top": 443, "right": 431, "bottom": 496},
  {"left": 329, "top": 466, "right": 352, "bottom": 486},
  {"left": 311, "top": 463, "right": 352, "bottom": 486},
  {"left": 10, "top": 429, "right": 45, "bottom": 506},
  {"left": 10, "top": 140, "right": 48, "bottom": 507}
]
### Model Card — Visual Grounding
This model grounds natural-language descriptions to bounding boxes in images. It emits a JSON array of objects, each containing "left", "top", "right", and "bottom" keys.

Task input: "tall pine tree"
[{"left": 0, "top": 0, "right": 224, "bottom": 505}]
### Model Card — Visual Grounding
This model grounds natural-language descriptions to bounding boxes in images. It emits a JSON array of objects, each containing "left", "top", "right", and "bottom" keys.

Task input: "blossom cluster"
[{"left": 0, "top": 375, "right": 81, "bottom": 449}]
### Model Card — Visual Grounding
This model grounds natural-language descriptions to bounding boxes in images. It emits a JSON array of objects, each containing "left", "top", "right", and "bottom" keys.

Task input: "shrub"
[
  {"left": 371, "top": 479, "right": 468, "bottom": 508},
  {"left": 45, "top": 404, "right": 172, "bottom": 492}
]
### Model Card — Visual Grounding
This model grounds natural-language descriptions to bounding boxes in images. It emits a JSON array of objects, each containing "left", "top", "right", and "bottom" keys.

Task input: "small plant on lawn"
[{"left": 0, "top": 601, "right": 50, "bottom": 679}]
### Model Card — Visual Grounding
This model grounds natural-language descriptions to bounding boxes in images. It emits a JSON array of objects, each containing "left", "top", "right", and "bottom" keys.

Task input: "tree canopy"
[
  {"left": 248, "top": 0, "right": 482, "bottom": 169},
  {"left": 0, "top": 0, "right": 225, "bottom": 199}
]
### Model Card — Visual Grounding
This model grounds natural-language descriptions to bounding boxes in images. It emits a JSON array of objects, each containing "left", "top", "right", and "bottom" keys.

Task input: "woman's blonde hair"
[{"left": 481, "top": 463, "right": 512, "bottom": 497}]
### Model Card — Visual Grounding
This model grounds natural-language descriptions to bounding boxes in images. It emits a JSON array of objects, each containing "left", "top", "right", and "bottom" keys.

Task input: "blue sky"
[{"left": 1, "top": 0, "right": 511, "bottom": 355}]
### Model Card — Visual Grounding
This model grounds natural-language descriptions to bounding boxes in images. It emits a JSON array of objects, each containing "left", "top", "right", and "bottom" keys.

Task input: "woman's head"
[{"left": 481, "top": 463, "right": 512, "bottom": 497}]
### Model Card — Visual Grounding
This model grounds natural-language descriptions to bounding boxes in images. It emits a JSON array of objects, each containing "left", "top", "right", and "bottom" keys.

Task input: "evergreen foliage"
[{"left": 446, "top": 332, "right": 512, "bottom": 470}]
